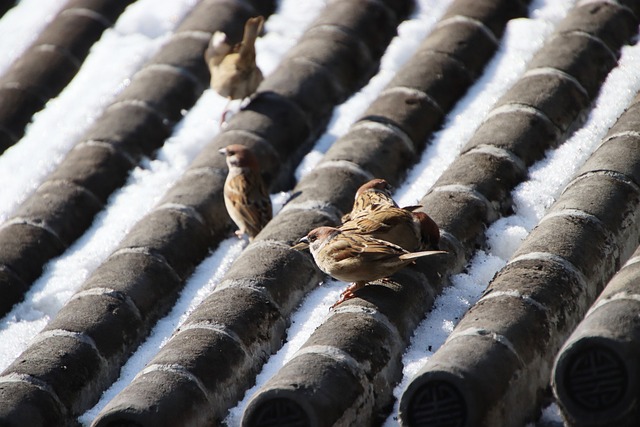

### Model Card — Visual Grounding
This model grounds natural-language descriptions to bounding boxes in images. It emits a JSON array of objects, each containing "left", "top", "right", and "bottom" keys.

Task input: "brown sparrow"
[
  {"left": 219, "top": 144, "right": 272, "bottom": 240},
  {"left": 341, "top": 178, "right": 422, "bottom": 222},
  {"left": 205, "top": 16, "right": 264, "bottom": 123},
  {"left": 341, "top": 178, "right": 397, "bottom": 223},
  {"left": 289, "top": 178, "right": 398, "bottom": 252},
  {"left": 295, "top": 226, "right": 446, "bottom": 307},
  {"left": 339, "top": 208, "right": 440, "bottom": 252}
]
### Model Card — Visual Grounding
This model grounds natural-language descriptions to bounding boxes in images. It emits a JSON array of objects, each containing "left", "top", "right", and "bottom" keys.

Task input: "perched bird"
[
  {"left": 293, "top": 178, "right": 438, "bottom": 252},
  {"left": 295, "top": 226, "right": 446, "bottom": 307},
  {"left": 205, "top": 16, "right": 264, "bottom": 123},
  {"left": 340, "top": 207, "right": 441, "bottom": 252},
  {"left": 219, "top": 144, "right": 272, "bottom": 240},
  {"left": 341, "top": 178, "right": 397, "bottom": 223},
  {"left": 292, "top": 178, "right": 399, "bottom": 252}
]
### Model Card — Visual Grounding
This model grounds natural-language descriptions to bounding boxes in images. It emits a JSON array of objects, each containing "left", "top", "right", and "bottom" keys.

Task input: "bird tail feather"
[
  {"left": 238, "top": 16, "right": 264, "bottom": 65},
  {"left": 399, "top": 250, "right": 447, "bottom": 260}
]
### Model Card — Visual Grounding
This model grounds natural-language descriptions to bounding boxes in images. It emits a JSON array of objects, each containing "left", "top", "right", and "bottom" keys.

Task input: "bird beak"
[
  {"left": 218, "top": 148, "right": 227, "bottom": 155},
  {"left": 291, "top": 236, "right": 310, "bottom": 251}
]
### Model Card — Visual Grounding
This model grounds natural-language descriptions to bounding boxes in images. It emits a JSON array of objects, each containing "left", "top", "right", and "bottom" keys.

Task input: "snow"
[
  {"left": 387, "top": 0, "right": 573, "bottom": 392},
  {"left": 0, "top": 0, "right": 209, "bottom": 368},
  {"left": 0, "top": 0, "right": 68, "bottom": 75},
  {"left": 77, "top": 236, "right": 247, "bottom": 425},
  {"left": 388, "top": 1, "right": 640, "bottom": 424},
  {"left": 0, "top": 0, "right": 638, "bottom": 425},
  {"left": 0, "top": 0, "right": 198, "bottom": 223},
  {"left": 78, "top": 0, "right": 332, "bottom": 422},
  {"left": 294, "top": 0, "right": 455, "bottom": 179}
]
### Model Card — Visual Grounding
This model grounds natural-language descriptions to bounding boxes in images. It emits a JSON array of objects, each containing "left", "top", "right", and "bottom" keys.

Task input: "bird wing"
[
  {"left": 340, "top": 216, "right": 390, "bottom": 234},
  {"left": 341, "top": 206, "right": 413, "bottom": 233},
  {"left": 226, "top": 173, "right": 272, "bottom": 236},
  {"left": 357, "top": 237, "right": 408, "bottom": 260},
  {"left": 369, "top": 207, "right": 413, "bottom": 225},
  {"left": 248, "top": 177, "right": 273, "bottom": 227},
  {"left": 329, "top": 232, "right": 407, "bottom": 263},
  {"left": 325, "top": 232, "right": 361, "bottom": 262}
]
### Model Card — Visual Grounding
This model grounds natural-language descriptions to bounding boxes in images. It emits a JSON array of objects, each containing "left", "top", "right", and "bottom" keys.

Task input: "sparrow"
[
  {"left": 341, "top": 178, "right": 422, "bottom": 222},
  {"left": 292, "top": 178, "right": 437, "bottom": 252},
  {"left": 295, "top": 226, "right": 446, "bottom": 307},
  {"left": 205, "top": 15, "right": 264, "bottom": 124},
  {"left": 339, "top": 208, "right": 441, "bottom": 252},
  {"left": 219, "top": 144, "right": 272, "bottom": 240},
  {"left": 290, "top": 178, "right": 399, "bottom": 252},
  {"left": 341, "top": 178, "right": 397, "bottom": 223}
]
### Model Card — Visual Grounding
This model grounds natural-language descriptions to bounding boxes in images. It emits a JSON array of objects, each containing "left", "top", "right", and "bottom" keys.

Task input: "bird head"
[
  {"left": 219, "top": 144, "right": 259, "bottom": 170},
  {"left": 294, "top": 227, "right": 339, "bottom": 254},
  {"left": 355, "top": 178, "right": 393, "bottom": 200}
]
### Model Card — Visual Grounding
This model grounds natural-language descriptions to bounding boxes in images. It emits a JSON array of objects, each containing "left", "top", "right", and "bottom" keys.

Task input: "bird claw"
[
  {"left": 330, "top": 294, "right": 351, "bottom": 310},
  {"left": 329, "top": 284, "right": 361, "bottom": 310}
]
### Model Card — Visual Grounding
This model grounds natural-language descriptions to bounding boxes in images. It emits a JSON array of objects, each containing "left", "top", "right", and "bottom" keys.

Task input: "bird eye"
[{"left": 308, "top": 235, "right": 317, "bottom": 243}]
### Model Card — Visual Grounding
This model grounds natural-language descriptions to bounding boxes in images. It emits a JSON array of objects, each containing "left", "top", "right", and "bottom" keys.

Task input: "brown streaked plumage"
[
  {"left": 292, "top": 177, "right": 439, "bottom": 253},
  {"left": 341, "top": 178, "right": 397, "bottom": 223},
  {"left": 205, "top": 16, "right": 264, "bottom": 123},
  {"left": 339, "top": 207, "right": 440, "bottom": 252},
  {"left": 296, "top": 226, "right": 446, "bottom": 307},
  {"left": 220, "top": 144, "right": 272, "bottom": 241}
]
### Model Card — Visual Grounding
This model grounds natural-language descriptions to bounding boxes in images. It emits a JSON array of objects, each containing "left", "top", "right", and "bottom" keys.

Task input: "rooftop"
[{"left": 1, "top": 0, "right": 639, "bottom": 426}]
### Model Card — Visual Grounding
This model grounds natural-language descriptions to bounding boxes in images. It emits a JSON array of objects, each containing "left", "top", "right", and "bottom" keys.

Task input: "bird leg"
[
  {"left": 331, "top": 281, "right": 366, "bottom": 309},
  {"left": 220, "top": 98, "right": 232, "bottom": 126}
]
